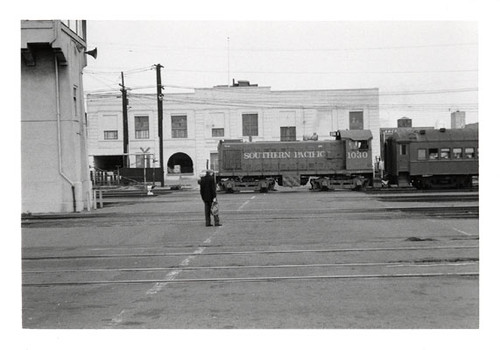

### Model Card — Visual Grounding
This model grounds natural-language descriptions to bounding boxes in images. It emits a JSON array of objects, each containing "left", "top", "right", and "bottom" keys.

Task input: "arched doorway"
[{"left": 167, "top": 152, "right": 193, "bottom": 174}]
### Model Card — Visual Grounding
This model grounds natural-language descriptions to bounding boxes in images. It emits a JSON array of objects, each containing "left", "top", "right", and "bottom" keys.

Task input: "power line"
[
  {"left": 121, "top": 92, "right": 478, "bottom": 111},
  {"left": 84, "top": 66, "right": 154, "bottom": 75},
  {"left": 87, "top": 86, "right": 477, "bottom": 99},
  {"left": 87, "top": 41, "right": 478, "bottom": 53},
  {"left": 85, "top": 67, "right": 477, "bottom": 76}
]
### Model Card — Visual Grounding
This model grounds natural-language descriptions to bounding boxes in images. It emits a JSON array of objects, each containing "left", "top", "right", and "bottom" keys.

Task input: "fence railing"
[
  {"left": 91, "top": 167, "right": 159, "bottom": 187},
  {"left": 90, "top": 168, "right": 120, "bottom": 187}
]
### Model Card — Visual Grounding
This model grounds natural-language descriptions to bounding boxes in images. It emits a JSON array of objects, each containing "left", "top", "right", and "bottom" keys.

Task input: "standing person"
[{"left": 199, "top": 169, "right": 221, "bottom": 227}]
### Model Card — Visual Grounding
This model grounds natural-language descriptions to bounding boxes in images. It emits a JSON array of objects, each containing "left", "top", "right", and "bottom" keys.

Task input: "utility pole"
[
  {"left": 155, "top": 64, "right": 165, "bottom": 187},
  {"left": 120, "top": 72, "right": 129, "bottom": 168}
]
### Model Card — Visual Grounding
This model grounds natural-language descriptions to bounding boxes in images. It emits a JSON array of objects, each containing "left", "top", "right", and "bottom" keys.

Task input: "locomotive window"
[
  {"left": 440, "top": 148, "right": 450, "bottom": 159},
  {"left": 429, "top": 148, "right": 439, "bottom": 160},
  {"left": 452, "top": 148, "right": 463, "bottom": 159},
  {"left": 354, "top": 141, "right": 369, "bottom": 151},
  {"left": 465, "top": 147, "right": 475, "bottom": 159},
  {"left": 417, "top": 149, "right": 426, "bottom": 160}
]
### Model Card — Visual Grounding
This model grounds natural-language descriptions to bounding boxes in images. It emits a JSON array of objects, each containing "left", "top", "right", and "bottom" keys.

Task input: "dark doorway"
[
  {"left": 93, "top": 155, "right": 124, "bottom": 171},
  {"left": 167, "top": 152, "right": 193, "bottom": 174}
]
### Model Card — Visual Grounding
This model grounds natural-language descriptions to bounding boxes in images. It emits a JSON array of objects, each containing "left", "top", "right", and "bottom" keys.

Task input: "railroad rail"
[{"left": 23, "top": 242, "right": 479, "bottom": 287}]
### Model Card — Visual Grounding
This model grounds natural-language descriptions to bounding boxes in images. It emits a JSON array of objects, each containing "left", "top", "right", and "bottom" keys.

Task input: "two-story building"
[
  {"left": 21, "top": 20, "right": 92, "bottom": 213},
  {"left": 86, "top": 81, "right": 380, "bottom": 186}
]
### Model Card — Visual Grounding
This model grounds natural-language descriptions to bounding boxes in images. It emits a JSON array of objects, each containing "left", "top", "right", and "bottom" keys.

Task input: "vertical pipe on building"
[{"left": 55, "top": 56, "right": 77, "bottom": 212}]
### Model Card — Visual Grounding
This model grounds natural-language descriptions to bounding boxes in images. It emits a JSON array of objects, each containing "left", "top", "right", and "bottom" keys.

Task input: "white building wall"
[{"left": 22, "top": 20, "right": 91, "bottom": 213}]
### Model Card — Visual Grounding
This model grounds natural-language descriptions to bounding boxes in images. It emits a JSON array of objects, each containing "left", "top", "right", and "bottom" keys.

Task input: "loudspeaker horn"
[{"left": 85, "top": 48, "right": 98, "bottom": 59}]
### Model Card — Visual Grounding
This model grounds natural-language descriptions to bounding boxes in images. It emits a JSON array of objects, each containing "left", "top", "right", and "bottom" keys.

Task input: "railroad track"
[
  {"left": 21, "top": 206, "right": 479, "bottom": 229},
  {"left": 23, "top": 243, "right": 479, "bottom": 287}
]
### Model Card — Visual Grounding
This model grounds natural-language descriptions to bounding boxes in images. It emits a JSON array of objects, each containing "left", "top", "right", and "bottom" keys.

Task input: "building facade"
[
  {"left": 21, "top": 20, "right": 92, "bottom": 213},
  {"left": 86, "top": 82, "right": 380, "bottom": 185}
]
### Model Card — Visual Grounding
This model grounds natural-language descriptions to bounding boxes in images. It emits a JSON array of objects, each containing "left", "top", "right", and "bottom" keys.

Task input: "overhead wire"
[
  {"left": 86, "top": 41, "right": 478, "bottom": 52},
  {"left": 117, "top": 92, "right": 478, "bottom": 112},
  {"left": 85, "top": 67, "right": 477, "bottom": 76},
  {"left": 87, "top": 86, "right": 478, "bottom": 102},
  {"left": 161, "top": 68, "right": 477, "bottom": 75}
]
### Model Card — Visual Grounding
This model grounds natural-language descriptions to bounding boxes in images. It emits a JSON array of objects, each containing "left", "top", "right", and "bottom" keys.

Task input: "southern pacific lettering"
[{"left": 243, "top": 151, "right": 326, "bottom": 160}]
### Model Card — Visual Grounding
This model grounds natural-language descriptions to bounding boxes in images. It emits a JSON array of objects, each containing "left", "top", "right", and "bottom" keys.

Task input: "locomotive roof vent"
[
  {"left": 439, "top": 128, "right": 446, "bottom": 132},
  {"left": 419, "top": 130, "right": 426, "bottom": 135}
]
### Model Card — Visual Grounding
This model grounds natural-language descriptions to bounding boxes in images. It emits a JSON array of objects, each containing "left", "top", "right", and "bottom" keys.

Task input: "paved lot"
[{"left": 21, "top": 187, "right": 479, "bottom": 333}]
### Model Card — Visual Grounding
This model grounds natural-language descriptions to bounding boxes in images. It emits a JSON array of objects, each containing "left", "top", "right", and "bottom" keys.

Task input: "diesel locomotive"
[
  {"left": 216, "top": 130, "right": 374, "bottom": 192},
  {"left": 383, "top": 127, "right": 478, "bottom": 189}
]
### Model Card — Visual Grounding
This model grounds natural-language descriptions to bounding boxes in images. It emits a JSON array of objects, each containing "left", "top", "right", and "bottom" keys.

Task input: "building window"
[
  {"left": 349, "top": 111, "right": 364, "bottom": 130},
  {"left": 172, "top": 115, "right": 187, "bottom": 138},
  {"left": 73, "top": 86, "right": 78, "bottom": 117},
  {"left": 62, "top": 20, "right": 84, "bottom": 38},
  {"left": 104, "top": 130, "right": 118, "bottom": 140},
  {"left": 280, "top": 127, "right": 296, "bottom": 141},
  {"left": 242, "top": 113, "right": 258, "bottom": 136},
  {"left": 136, "top": 154, "right": 151, "bottom": 168},
  {"left": 417, "top": 149, "right": 426, "bottom": 160},
  {"left": 212, "top": 128, "right": 224, "bottom": 137},
  {"left": 135, "top": 116, "right": 149, "bottom": 139}
]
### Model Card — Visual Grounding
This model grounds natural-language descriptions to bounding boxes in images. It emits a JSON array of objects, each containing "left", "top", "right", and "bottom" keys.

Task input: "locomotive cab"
[{"left": 336, "top": 130, "right": 373, "bottom": 172}]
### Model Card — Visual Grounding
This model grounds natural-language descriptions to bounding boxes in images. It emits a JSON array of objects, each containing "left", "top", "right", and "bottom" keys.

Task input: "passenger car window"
[
  {"left": 429, "top": 148, "right": 439, "bottom": 160},
  {"left": 465, "top": 148, "right": 475, "bottom": 159},
  {"left": 452, "top": 148, "right": 463, "bottom": 159},
  {"left": 400, "top": 144, "right": 407, "bottom": 155},
  {"left": 417, "top": 149, "right": 426, "bottom": 160},
  {"left": 440, "top": 148, "right": 450, "bottom": 159}
]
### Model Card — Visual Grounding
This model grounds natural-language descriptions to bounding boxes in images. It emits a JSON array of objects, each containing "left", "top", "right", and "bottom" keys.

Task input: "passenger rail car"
[
  {"left": 217, "top": 130, "right": 373, "bottom": 192},
  {"left": 383, "top": 128, "right": 478, "bottom": 189}
]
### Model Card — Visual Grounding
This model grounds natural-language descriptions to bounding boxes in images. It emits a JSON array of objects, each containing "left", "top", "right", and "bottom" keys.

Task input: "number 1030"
[{"left": 347, "top": 151, "right": 368, "bottom": 159}]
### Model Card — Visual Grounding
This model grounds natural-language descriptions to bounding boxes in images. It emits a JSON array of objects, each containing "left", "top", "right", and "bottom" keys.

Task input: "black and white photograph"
[{"left": 8, "top": 0, "right": 499, "bottom": 349}]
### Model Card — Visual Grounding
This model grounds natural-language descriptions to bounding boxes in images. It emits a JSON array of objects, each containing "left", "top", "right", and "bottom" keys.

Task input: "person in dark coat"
[{"left": 199, "top": 169, "right": 221, "bottom": 227}]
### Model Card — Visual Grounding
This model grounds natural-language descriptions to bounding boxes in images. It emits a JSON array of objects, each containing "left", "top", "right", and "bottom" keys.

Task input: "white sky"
[{"left": 84, "top": 20, "right": 478, "bottom": 128}]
